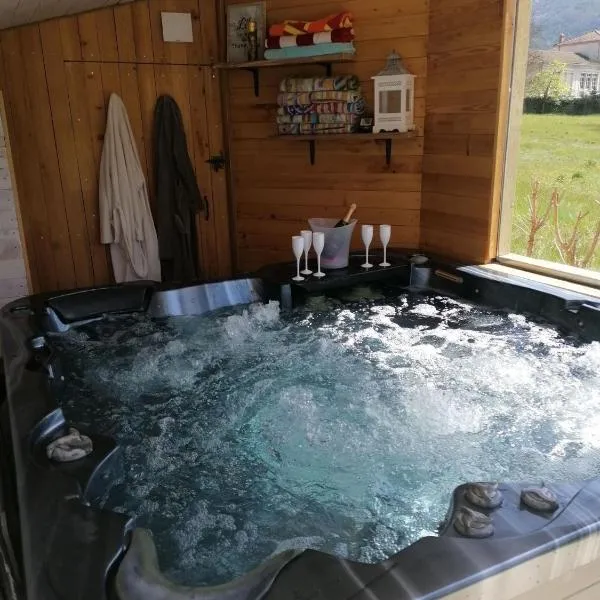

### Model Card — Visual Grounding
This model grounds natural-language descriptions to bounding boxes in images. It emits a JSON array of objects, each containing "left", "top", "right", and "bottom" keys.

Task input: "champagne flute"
[
  {"left": 300, "top": 230, "right": 313, "bottom": 275},
  {"left": 361, "top": 225, "right": 374, "bottom": 269},
  {"left": 313, "top": 232, "right": 325, "bottom": 278},
  {"left": 379, "top": 224, "right": 392, "bottom": 267},
  {"left": 291, "top": 236, "right": 305, "bottom": 282}
]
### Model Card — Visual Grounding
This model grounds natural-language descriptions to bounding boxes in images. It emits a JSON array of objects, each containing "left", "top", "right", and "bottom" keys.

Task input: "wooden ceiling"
[{"left": 0, "top": 0, "right": 133, "bottom": 30}]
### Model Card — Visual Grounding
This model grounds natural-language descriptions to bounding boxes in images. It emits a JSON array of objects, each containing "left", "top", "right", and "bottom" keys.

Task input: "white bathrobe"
[{"left": 99, "top": 94, "right": 161, "bottom": 283}]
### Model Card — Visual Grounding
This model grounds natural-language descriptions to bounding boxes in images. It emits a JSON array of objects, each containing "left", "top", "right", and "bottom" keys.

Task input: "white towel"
[{"left": 99, "top": 94, "right": 161, "bottom": 283}]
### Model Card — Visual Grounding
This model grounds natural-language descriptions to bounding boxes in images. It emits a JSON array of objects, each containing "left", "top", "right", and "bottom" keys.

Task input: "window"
[
  {"left": 583, "top": 73, "right": 590, "bottom": 90},
  {"left": 579, "top": 73, "right": 598, "bottom": 92},
  {"left": 498, "top": 0, "right": 600, "bottom": 287}
]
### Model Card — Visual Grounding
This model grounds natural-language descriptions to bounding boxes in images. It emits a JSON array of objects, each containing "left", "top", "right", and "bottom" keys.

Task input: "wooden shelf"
[
  {"left": 213, "top": 53, "right": 355, "bottom": 96},
  {"left": 276, "top": 131, "right": 417, "bottom": 165},
  {"left": 277, "top": 132, "right": 416, "bottom": 141},
  {"left": 213, "top": 53, "right": 355, "bottom": 71}
]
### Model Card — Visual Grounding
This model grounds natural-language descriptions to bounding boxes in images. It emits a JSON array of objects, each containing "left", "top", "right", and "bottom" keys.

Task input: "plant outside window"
[{"left": 500, "top": 0, "right": 600, "bottom": 278}]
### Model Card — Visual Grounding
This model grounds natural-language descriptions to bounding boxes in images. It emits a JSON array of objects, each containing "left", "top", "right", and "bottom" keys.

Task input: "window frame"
[{"left": 495, "top": 0, "right": 600, "bottom": 290}]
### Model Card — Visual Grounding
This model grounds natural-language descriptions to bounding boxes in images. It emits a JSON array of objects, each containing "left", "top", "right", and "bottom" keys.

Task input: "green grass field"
[{"left": 511, "top": 114, "right": 600, "bottom": 271}]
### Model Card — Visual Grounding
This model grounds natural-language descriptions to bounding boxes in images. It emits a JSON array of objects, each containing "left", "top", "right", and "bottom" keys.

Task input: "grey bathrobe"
[{"left": 154, "top": 95, "right": 203, "bottom": 282}]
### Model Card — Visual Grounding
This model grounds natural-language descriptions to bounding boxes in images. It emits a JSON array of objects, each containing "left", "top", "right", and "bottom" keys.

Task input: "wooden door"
[{"left": 61, "top": 62, "right": 232, "bottom": 283}]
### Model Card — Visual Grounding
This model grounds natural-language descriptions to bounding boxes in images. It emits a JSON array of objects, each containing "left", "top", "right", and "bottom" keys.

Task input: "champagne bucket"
[{"left": 308, "top": 218, "right": 357, "bottom": 269}]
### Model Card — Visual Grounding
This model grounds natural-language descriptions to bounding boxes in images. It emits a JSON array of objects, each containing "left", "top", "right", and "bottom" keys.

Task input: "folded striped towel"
[
  {"left": 277, "top": 113, "right": 360, "bottom": 125},
  {"left": 269, "top": 12, "right": 353, "bottom": 37},
  {"left": 266, "top": 29, "right": 354, "bottom": 49},
  {"left": 264, "top": 42, "right": 355, "bottom": 61},
  {"left": 279, "top": 75, "right": 360, "bottom": 93},
  {"left": 277, "top": 101, "right": 365, "bottom": 116},
  {"left": 278, "top": 90, "right": 363, "bottom": 106},
  {"left": 278, "top": 122, "right": 358, "bottom": 136}
]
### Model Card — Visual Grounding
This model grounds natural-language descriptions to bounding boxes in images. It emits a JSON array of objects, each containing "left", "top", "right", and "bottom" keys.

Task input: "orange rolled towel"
[{"left": 269, "top": 12, "right": 353, "bottom": 37}]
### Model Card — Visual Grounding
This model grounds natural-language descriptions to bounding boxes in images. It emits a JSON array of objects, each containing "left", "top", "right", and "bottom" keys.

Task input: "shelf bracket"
[
  {"left": 243, "top": 67, "right": 260, "bottom": 97},
  {"left": 317, "top": 62, "right": 334, "bottom": 77},
  {"left": 309, "top": 140, "right": 316, "bottom": 166},
  {"left": 240, "top": 59, "right": 337, "bottom": 97},
  {"left": 385, "top": 139, "right": 392, "bottom": 167}
]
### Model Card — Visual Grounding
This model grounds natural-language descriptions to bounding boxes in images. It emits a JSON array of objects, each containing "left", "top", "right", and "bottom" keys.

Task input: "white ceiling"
[{"left": 0, "top": 0, "right": 134, "bottom": 30}]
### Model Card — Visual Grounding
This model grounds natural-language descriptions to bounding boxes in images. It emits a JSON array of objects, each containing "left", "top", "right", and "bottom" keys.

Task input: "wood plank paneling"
[
  {"left": 131, "top": 2, "right": 154, "bottom": 63},
  {"left": 78, "top": 12, "right": 102, "bottom": 61},
  {"left": 136, "top": 63, "right": 158, "bottom": 207},
  {"left": 235, "top": 189, "right": 422, "bottom": 209},
  {"left": 422, "top": 0, "right": 509, "bottom": 263},
  {"left": 39, "top": 20, "right": 94, "bottom": 288},
  {"left": 114, "top": 4, "right": 137, "bottom": 62},
  {"left": 202, "top": 68, "right": 232, "bottom": 277},
  {"left": 0, "top": 0, "right": 228, "bottom": 293},
  {"left": 224, "top": 0, "right": 428, "bottom": 272},
  {"left": 59, "top": 16, "right": 82, "bottom": 61},
  {"left": 188, "top": 68, "right": 217, "bottom": 278},
  {"left": 118, "top": 63, "right": 149, "bottom": 181},
  {"left": 95, "top": 9, "right": 119, "bottom": 61},
  {"left": 234, "top": 171, "right": 423, "bottom": 192},
  {"left": 65, "top": 61, "right": 111, "bottom": 285},
  {"left": 260, "top": 0, "right": 427, "bottom": 22},
  {"left": 19, "top": 25, "right": 76, "bottom": 290}
]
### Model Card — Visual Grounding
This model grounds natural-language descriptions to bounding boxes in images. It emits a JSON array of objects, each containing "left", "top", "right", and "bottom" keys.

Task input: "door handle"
[
  {"left": 205, "top": 151, "right": 226, "bottom": 172},
  {"left": 203, "top": 195, "right": 210, "bottom": 221}
]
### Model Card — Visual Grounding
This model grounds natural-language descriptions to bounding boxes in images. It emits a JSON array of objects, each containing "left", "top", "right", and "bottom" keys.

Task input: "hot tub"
[{"left": 1, "top": 252, "right": 600, "bottom": 600}]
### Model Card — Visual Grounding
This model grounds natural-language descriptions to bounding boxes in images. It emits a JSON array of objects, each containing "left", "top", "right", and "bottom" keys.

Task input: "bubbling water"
[{"left": 53, "top": 291, "right": 600, "bottom": 586}]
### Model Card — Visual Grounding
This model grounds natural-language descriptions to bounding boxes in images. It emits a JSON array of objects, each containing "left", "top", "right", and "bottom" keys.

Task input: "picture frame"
[{"left": 226, "top": 2, "right": 267, "bottom": 64}]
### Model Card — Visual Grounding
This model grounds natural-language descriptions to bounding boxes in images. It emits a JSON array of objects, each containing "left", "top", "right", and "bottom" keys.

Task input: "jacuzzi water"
[{"left": 53, "top": 288, "right": 600, "bottom": 587}]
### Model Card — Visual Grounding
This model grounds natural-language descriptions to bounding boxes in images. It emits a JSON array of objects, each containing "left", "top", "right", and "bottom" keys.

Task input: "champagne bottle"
[{"left": 335, "top": 204, "right": 357, "bottom": 228}]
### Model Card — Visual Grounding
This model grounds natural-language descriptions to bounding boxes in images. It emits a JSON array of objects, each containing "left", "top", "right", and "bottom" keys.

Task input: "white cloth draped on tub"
[{"left": 99, "top": 93, "right": 161, "bottom": 283}]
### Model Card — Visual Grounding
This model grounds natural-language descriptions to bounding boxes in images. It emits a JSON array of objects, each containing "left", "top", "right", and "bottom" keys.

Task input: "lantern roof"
[{"left": 376, "top": 51, "right": 411, "bottom": 76}]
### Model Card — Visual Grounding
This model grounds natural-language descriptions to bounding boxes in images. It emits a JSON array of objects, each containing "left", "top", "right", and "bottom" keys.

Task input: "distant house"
[
  {"left": 527, "top": 30, "right": 600, "bottom": 97},
  {"left": 556, "top": 30, "right": 600, "bottom": 61}
]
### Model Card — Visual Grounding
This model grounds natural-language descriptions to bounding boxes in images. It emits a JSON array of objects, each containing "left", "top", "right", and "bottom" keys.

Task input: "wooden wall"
[
  {"left": 0, "top": 0, "right": 230, "bottom": 294},
  {"left": 1, "top": 0, "right": 515, "bottom": 290},
  {"left": 421, "top": 0, "right": 510, "bottom": 263},
  {"left": 224, "top": 0, "right": 428, "bottom": 272}
]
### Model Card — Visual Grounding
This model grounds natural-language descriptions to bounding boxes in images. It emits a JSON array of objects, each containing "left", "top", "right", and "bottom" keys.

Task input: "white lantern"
[{"left": 372, "top": 51, "right": 415, "bottom": 133}]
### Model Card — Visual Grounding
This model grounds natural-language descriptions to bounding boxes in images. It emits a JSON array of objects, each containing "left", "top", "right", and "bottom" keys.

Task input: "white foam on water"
[
  {"left": 54, "top": 292, "right": 600, "bottom": 587},
  {"left": 223, "top": 300, "right": 280, "bottom": 344}
]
